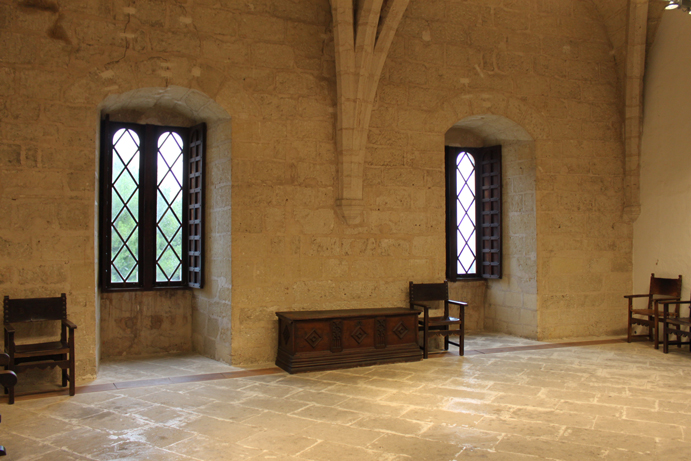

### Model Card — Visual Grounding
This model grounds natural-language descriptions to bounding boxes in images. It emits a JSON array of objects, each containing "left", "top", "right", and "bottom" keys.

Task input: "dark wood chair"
[
  {"left": 0, "top": 353, "right": 17, "bottom": 456},
  {"left": 409, "top": 281, "right": 466, "bottom": 359},
  {"left": 3, "top": 293, "right": 77, "bottom": 404},
  {"left": 661, "top": 295, "right": 691, "bottom": 354},
  {"left": 625, "top": 273, "right": 682, "bottom": 349}
]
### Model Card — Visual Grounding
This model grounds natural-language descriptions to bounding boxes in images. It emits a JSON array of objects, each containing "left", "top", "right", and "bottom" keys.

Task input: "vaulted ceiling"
[{"left": 589, "top": 0, "right": 666, "bottom": 96}]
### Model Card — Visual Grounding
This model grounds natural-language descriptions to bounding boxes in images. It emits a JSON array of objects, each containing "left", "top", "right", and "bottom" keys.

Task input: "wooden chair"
[
  {"left": 660, "top": 296, "right": 691, "bottom": 354},
  {"left": 0, "top": 354, "right": 16, "bottom": 456},
  {"left": 3, "top": 293, "right": 77, "bottom": 404},
  {"left": 625, "top": 273, "right": 682, "bottom": 349},
  {"left": 409, "top": 281, "right": 466, "bottom": 359}
]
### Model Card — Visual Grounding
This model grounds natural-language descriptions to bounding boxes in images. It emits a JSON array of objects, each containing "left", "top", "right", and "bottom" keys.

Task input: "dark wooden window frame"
[
  {"left": 445, "top": 145, "right": 502, "bottom": 281},
  {"left": 99, "top": 118, "right": 205, "bottom": 292}
]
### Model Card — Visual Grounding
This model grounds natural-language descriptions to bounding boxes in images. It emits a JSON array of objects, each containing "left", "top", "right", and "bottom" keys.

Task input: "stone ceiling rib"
[{"left": 330, "top": 0, "right": 410, "bottom": 224}]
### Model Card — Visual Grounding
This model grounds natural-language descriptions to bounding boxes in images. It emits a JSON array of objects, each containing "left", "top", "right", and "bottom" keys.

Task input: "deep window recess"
[
  {"left": 445, "top": 145, "right": 502, "bottom": 281},
  {"left": 100, "top": 118, "right": 206, "bottom": 291}
]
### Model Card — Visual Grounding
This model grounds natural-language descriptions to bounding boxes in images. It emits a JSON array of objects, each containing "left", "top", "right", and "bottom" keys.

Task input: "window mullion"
[{"left": 141, "top": 125, "right": 158, "bottom": 290}]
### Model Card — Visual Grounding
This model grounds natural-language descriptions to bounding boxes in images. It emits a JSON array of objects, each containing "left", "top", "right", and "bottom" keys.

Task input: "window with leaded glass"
[
  {"left": 100, "top": 119, "right": 206, "bottom": 291},
  {"left": 445, "top": 145, "right": 502, "bottom": 281}
]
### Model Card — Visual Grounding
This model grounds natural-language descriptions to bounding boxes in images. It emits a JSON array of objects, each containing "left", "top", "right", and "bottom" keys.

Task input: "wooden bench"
[{"left": 275, "top": 307, "right": 422, "bottom": 373}]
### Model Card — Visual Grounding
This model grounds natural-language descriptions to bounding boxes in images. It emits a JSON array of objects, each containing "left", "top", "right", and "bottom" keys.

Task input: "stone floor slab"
[{"left": 4, "top": 334, "right": 691, "bottom": 460}]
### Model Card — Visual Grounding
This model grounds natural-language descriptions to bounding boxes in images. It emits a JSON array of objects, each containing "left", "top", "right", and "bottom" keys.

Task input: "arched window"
[
  {"left": 445, "top": 145, "right": 502, "bottom": 280},
  {"left": 99, "top": 118, "right": 205, "bottom": 291}
]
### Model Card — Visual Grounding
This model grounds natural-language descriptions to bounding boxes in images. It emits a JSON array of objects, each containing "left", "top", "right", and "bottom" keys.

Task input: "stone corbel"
[{"left": 330, "top": 0, "right": 410, "bottom": 224}]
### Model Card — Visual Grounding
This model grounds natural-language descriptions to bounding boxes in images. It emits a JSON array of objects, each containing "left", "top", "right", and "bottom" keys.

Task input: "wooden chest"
[{"left": 275, "top": 308, "right": 422, "bottom": 373}]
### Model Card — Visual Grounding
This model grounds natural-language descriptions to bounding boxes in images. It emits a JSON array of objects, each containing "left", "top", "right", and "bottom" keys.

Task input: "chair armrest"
[
  {"left": 0, "top": 370, "right": 17, "bottom": 388},
  {"left": 657, "top": 300, "right": 691, "bottom": 305},
  {"left": 624, "top": 294, "right": 651, "bottom": 299},
  {"left": 62, "top": 319, "right": 78, "bottom": 330},
  {"left": 3, "top": 323, "right": 15, "bottom": 334},
  {"left": 653, "top": 297, "right": 681, "bottom": 309},
  {"left": 447, "top": 300, "right": 468, "bottom": 307},
  {"left": 0, "top": 353, "right": 9, "bottom": 367}
]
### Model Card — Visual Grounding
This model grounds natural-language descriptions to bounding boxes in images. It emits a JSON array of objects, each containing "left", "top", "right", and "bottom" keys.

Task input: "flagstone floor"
[{"left": 1, "top": 334, "right": 690, "bottom": 460}]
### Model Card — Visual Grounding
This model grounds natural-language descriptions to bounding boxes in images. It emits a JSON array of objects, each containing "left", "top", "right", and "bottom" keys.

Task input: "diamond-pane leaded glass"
[
  {"left": 156, "top": 132, "right": 184, "bottom": 282},
  {"left": 456, "top": 152, "right": 476, "bottom": 274},
  {"left": 111, "top": 128, "right": 140, "bottom": 283}
]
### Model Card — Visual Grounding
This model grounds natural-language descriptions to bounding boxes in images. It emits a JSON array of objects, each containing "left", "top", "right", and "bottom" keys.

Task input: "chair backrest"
[
  {"left": 3, "top": 294, "right": 67, "bottom": 324},
  {"left": 409, "top": 281, "right": 449, "bottom": 306},
  {"left": 649, "top": 273, "right": 682, "bottom": 298}
]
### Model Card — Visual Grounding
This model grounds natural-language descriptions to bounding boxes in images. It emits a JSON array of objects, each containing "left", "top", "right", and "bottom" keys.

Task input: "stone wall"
[
  {"left": 0, "top": 0, "right": 634, "bottom": 374},
  {"left": 100, "top": 290, "right": 192, "bottom": 358},
  {"left": 486, "top": 140, "right": 537, "bottom": 338},
  {"left": 192, "top": 117, "right": 233, "bottom": 362}
]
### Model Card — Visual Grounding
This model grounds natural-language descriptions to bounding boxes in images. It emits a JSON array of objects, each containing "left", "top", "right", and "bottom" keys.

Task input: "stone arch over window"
[
  {"left": 444, "top": 104, "right": 539, "bottom": 339},
  {"left": 96, "top": 86, "right": 233, "bottom": 363}
]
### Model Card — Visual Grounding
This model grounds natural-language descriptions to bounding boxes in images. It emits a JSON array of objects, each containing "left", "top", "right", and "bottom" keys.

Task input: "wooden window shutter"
[
  {"left": 187, "top": 123, "right": 206, "bottom": 288},
  {"left": 445, "top": 146, "right": 459, "bottom": 282},
  {"left": 479, "top": 145, "right": 502, "bottom": 279},
  {"left": 99, "top": 116, "right": 111, "bottom": 290}
]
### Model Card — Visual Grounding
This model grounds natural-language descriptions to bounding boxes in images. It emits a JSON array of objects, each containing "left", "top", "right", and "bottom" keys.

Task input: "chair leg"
[
  {"left": 421, "top": 307, "right": 429, "bottom": 360},
  {"left": 62, "top": 368, "right": 68, "bottom": 388},
  {"left": 69, "top": 360, "right": 75, "bottom": 397},
  {"left": 459, "top": 311, "right": 464, "bottom": 356},
  {"left": 8, "top": 386, "right": 13, "bottom": 405},
  {"left": 648, "top": 316, "right": 654, "bottom": 342},
  {"left": 663, "top": 322, "right": 669, "bottom": 354},
  {"left": 627, "top": 312, "right": 632, "bottom": 343},
  {"left": 423, "top": 326, "right": 428, "bottom": 359},
  {"left": 654, "top": 315, "right": 660, "bottom": 349}
]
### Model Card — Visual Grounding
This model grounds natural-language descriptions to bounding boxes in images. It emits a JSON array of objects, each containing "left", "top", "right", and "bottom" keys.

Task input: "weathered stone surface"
[
  {"left": 0, "top": 0, "right": 641, "bottom": 374},
  {"left": 100, "top": 290, "right": 193, "bottom": 358}
]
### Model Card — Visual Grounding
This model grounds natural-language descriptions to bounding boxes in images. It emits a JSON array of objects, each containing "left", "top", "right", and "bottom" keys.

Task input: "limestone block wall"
[
  {"left": 520, "top": 2, "right": 631, "bottom": 337},
  {"left": 192, "top": 118, "right": 233, "bottom": 362},
  {"left": 485, "top": 141, "right": 537, "bottom": 338},
  {"left": 0, "top": 1, "right": 99, "bottom": 378},
  {"left": 100, "top": 290, "right": 192, "bottom": 358},
  {"left": 0, "top": 0, "right": 635, "bottom": 372},
  {"left": 449, "top": 280, "right": 485, "bottom": 333},
  {"left": 0, "top": 0, "right": 337, "bottom": 371}
]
